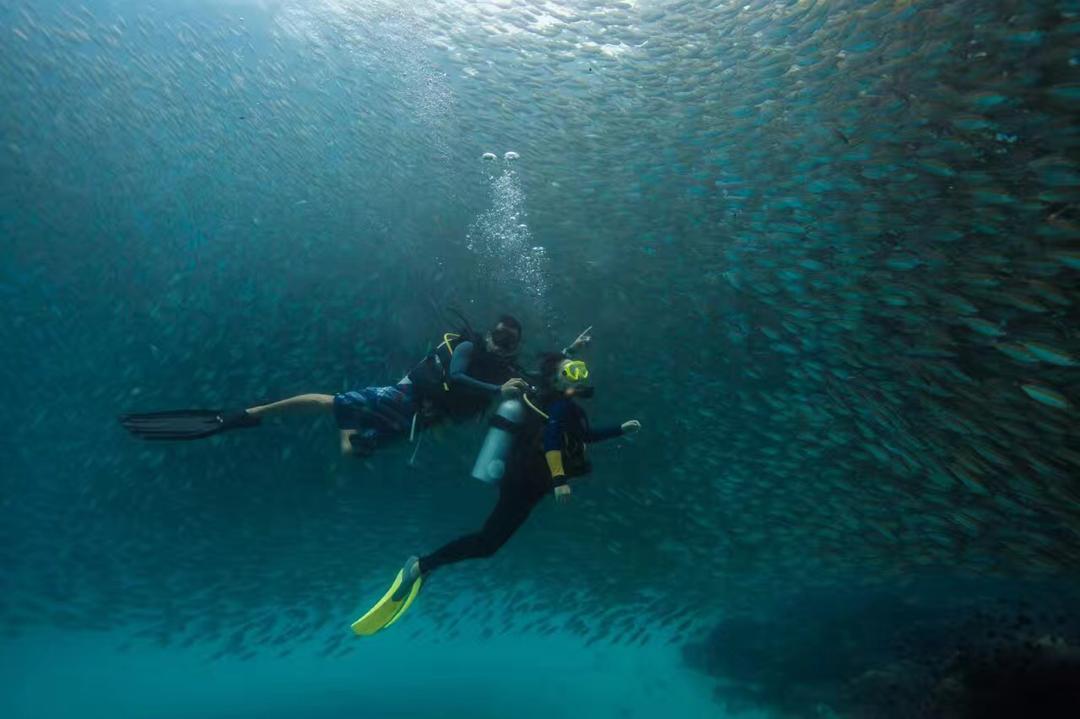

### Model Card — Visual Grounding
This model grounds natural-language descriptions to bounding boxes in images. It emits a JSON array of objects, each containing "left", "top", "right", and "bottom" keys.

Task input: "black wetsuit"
[
  {"left": 418, "top": 396, "right": 623, "bottom": 574},
  {"left": 409, "top": 339, "right": 518, "bottom": 421},
  {"left": 444, "top": 341, "right": 509, "bottom": 398}
]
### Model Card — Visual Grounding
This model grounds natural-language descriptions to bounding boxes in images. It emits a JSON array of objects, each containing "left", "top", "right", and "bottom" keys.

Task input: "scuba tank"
[{"left": 471, "top": 398, "right": 527, "bottom": 483}]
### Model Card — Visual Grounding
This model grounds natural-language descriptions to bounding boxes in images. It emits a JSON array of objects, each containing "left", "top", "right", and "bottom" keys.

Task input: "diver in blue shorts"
[{"left": 118, "top": 315, "right": 567, "bottom": 457}]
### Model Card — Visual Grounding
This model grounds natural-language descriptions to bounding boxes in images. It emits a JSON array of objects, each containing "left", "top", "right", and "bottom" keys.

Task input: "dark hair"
[
  {"left": 537, "top": 352, "right": 566, "bottom": 396},
  {"left": 495, "top": 314, "right": 522, "bottom": 338}
]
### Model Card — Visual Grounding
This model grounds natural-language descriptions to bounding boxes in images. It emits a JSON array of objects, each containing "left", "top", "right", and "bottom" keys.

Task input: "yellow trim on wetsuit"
[
  {"left": 528, "top": 396, "right": 565, "bottom": 485},
  {"left": 545, "top": 450, "right": 566, "bottom": 483}
]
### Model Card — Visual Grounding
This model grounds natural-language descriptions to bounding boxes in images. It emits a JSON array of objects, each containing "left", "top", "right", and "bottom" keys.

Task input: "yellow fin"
[
  {"left": 384, "top": 576, "right": 422, "bottom": 629},
  {"left": 351, "top": 570, "right": 423, "bottom": 636}
]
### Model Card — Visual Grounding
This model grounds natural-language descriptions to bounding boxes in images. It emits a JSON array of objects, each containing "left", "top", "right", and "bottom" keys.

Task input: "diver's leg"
[
  {"left": 246, "top": 394, "right": 335, "bottom": 418},
  {"left": 245, "top": 394, "right": 354, "bottom": 452},
  {"left": 340, "top": 429, "right": 357, "bottom": 456},
  {"left": 417, "top": 473, "right": 547, "bottom": 575},
  {"left": 121, "top": 392, "right": 337, "bottom": 442},
  {"left": 328, "top": 386, "right": 418, "bottom": 457}
]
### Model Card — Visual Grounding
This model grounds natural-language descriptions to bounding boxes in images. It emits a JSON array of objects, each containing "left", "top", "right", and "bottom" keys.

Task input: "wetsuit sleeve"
[
  {"left": 584, "top": 424, "right": 624, "bottom": 443},
  {"left": 543, "top": 400, "right": 569, "bottom": 487},
  {"left": 574, "top": 403, "right": 622, "bottom": 443},
  {"left": 447, "top": 341, "right": 503, "bottom": 395}
]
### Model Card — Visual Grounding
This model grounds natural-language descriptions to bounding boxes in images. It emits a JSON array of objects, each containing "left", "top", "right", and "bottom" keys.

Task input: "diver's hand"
[
  {"left": 554, "top": 484, "right": 572, "bottom": 504},
  {"left": 500, "top": 378, "right": 527, "bottom": 399},
  {"left": 565, "top": 326, "right": 592, "bottom": 354},
  {"left": 621, "top": 420, "right": 641, "bottom": 434}
]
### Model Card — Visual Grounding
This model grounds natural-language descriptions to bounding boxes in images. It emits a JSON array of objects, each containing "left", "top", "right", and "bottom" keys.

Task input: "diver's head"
[
  {"left": 539, "top": 354, "right": 592, "bottom": 397},
  {"left": 486, "top": 314, "right": 522, "bottom": 357},
  {"left": 556, "top": 358, "right": 589, "bottom": 392}
]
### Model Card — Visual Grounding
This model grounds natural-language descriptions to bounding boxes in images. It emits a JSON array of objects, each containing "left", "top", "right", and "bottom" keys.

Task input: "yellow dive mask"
[{"left": 560, "top": 359, "right": 589, "bottom": 383}]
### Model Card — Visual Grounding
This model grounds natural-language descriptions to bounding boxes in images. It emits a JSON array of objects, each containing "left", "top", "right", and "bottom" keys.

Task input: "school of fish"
[{"left": 1, "top": 0, "right": 1077, "bottom": 699}]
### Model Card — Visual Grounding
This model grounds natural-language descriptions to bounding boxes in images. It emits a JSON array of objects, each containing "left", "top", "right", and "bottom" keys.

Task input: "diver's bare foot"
[{"left": 342, "top": 430, "right": 376, "bottom": 458}]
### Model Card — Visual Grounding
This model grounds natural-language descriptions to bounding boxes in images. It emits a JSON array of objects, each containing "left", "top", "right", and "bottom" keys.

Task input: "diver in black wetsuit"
[
  {"left": 401, "top": 352, "right": 641, "bottom": 581},
  {"left": 119, "top": 315, "right": 545, "bottom": 457}
]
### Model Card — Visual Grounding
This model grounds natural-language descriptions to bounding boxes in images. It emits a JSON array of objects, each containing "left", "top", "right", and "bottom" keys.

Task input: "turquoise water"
[
  {"left": 3, "top": 630, "right": 732, "bottom": 718},
  {"left": 3, "top": 0, "right": 1080, "bottom": 717}
]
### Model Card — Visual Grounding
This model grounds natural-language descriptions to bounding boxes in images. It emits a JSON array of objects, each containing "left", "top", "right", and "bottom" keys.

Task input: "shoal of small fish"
[{"left": 0, "top": 0, "right": 1077, "bottom": 667}]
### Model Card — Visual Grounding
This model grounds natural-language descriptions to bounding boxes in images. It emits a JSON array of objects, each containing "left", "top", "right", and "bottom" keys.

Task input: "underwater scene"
[{"left": 2, "top": 0, "right": 1079, "bottom": 717}]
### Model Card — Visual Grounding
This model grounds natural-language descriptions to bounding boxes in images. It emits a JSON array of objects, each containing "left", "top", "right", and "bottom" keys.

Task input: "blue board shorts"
[{"left": 333, "top": 383, "right": 418, "bottom": 445}]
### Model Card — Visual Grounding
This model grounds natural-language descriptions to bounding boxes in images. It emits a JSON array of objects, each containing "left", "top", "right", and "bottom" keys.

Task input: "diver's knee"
[
  {"left": 308, "top": 393, "right": 334, "bottom": 407},
  {"left": 476, "top": 536, "right": 507, "bottom": 558}
]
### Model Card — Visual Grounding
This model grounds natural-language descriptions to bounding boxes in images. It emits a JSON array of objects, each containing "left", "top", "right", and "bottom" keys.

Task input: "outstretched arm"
[
  {"left": 584, "top": 424, "right": 622, "bottom": 443},
  {"left": 447, "top": 341, "right": 502, "bottom": 395},
  {"left": 586, "top": 419, "right": 640, "bottom": 443},
  {"left": 561, "top": 326, "right": 592, "bottom": 357}
]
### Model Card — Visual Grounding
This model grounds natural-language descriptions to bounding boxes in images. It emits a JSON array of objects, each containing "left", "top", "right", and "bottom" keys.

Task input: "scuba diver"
[
  {"left": 351, "top": 351, "right": 641, "bottom": 635},
  {"left": 118, "top": 314, "right": 573, "bottom": 457}
]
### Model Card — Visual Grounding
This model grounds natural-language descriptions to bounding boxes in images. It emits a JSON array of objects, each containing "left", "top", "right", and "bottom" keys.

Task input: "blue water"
[
  {"left": 3, "top": 629, "right": 732, "bottom": 719},
  {"left": 4, "top": 0, "right": 1080, "bottom": 717}
]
